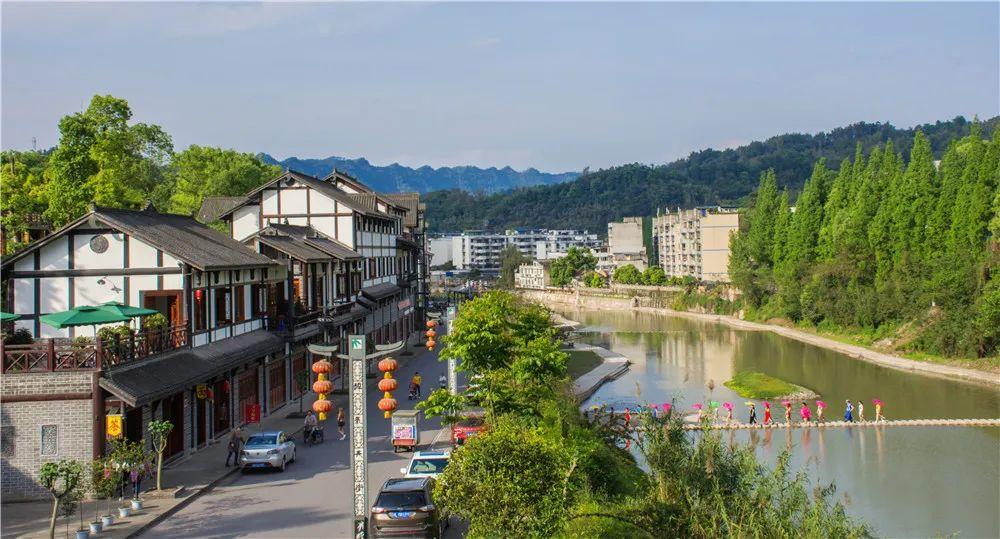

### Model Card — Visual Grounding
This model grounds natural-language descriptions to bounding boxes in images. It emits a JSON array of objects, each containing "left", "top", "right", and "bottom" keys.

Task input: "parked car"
[
  {"left": 451, "top": 408, "right": 487, "bottom": 447},
  {"left": 370, "top": 477, "right": 445, "bottom": 538},
  {"left": 399, "top": 450, "right": 450, "bottom": 478},
  {"left": 240, "top": 431, "right": 295, "bottom": 472}
]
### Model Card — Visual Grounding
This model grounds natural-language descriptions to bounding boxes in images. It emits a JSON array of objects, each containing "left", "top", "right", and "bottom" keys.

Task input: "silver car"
[{"left": 240, "top": 431, "right": 296, "bottom": 472}]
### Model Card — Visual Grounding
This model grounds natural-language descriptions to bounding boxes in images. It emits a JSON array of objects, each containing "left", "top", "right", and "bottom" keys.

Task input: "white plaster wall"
[
  {"left": 75, "top": 276, "right": 124, "bottom": 307},
  {"left": 73, "top": 233, "right": 124, "bottom": 269},
  {"left": 339, "top": 183, "right": 359, "bottom": 194},
  {"left": 286, "top": 217, "right": 307, "bottom": 226},
  {"left": 40, "top": 237, "right": 69, "bottom": 270},
  {"left": 130, "top": 275, "right": 158, "bottom": 305},
  {"left": 337, "top": 216, "right": 354, "bottom": 247},
  {"left": 312, "top": 217, "right": 336, "bottom": 238},
  {"left": 262, "top": 189, "right": 278, "bottom": 215},
  {"left": 129, "top": 238, "right": 159, "bottom": 267},
  {"left": 39, "top": 323, "right": 67, "bottom": 339},
  {"left": 283, "top": 189, "right": 308, "bottom": 214},
  {"left": 233, "top": 206, "right": 260, "bottom": 241},
  {"left": 310, "top": 191, "right": 338, "bottom": 213},
  {"left": 162, "top": 274, "right": 182, "bottom": 290},
  {"left": 162, "top": 252, "right": 180, "bottom": 268},
  {"left": 13, "top": 279, "right": 34, "bottom": 313},
  {"left": 39, "top": 279, "right": 69, "bottom": 314}
]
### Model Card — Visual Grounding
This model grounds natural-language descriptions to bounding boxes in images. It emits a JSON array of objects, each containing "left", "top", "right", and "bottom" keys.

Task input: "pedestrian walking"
[
  {"left": 337, "top": 408, "right": 346, "bottom": 440},
  {"left": 747, "top": 402, "right": 757, "bottom": 425},
  {"left": 844, "top": 399, "right": 854, "bottom": 422},
  {"left": 623, "top": 407, "right": 632, "bottom": 430},
  {"left": 412, "top": 372, "right": 422, "bottom": 397},
  {"left": 799, "top": 402, "right": 812, "bottom": 423},
  {"left": 856, "top": 400, "right": 865, "bottom": 422},
  {"left": 873, "top": 399, "right": 885, "bottom": 422},
  {"left": 816, "top": 401, "right": 826, "bottom": 422},
  {"left": 763, "top": 402, "right": 772, "bottom": 425},
  {"left": 783, "top": 400, "right": 792, "bottom": 424},
  {"left": 225, "top": 427, "right": 243, "bottom": 467}
]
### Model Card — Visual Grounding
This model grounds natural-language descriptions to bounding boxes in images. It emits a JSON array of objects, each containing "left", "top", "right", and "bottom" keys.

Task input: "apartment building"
[
  {"left": 654, "top": 206, "right": 739, "bottom": 282},
  {"left": 1, "top": 170, "right": 427, "bottom": 499},
  {"left": 514, "top": 260, "right": 551, "bottom": 290},
  {"left": 450, "top": 229, "right": 600, "bottom": 273},
  {"left": 601, "top": 217, "right": 649, "bottom": 272}
]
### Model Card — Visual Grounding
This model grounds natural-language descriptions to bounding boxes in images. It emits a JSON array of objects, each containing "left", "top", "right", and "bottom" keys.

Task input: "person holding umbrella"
[
  {"left": 799, "top": 402, "right": 812, "bottom": 423},
  {"left": 816, "top": 400, "right": 827, "bottom": 422},
  {"left": 763, "top": 401, "right": 773, "bottom": 425},
  {"left": 844, "top": 399, "right": 854, "bottom": 422},
  {"left": 722, "top": 402, "right": 734, "bottom": 424},
  {"left": 746, "top": 402, "right": 757, "bottom": 425},
  {"left": 782, "top": 400, "right": 793, "bottom": 424},
  {"left": 873, "top": 399, "right": 885, "bottom": 422}
]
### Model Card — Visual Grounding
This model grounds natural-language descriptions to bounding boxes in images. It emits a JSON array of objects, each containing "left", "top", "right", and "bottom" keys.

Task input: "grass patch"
[
  {"left": 565, "top": 349, "right": 603, "bottom": 380},
  {"left": 723, "top": 371, "right": 809, "bottom": 399}
]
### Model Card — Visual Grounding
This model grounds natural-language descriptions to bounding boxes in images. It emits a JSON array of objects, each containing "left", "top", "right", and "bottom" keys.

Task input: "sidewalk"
[{"left": 1, "top": 393, "right": 325, "bottom": 539}]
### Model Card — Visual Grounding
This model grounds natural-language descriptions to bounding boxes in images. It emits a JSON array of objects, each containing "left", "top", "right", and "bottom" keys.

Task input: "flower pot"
[
  {"left": 118, "top": 507, "right": 131, "bottom": 518},
  {"left": 101, "top": 515, "right": 114, "bottom": 528},
  {"left": 75, "top": 530, "right": 89, "bottom": 539},
  {"left": 90, "top": 521, "right": 102, "bottom": 534},
  {"left": 130, "top": 499, "right": 142, "bottom": 511}
]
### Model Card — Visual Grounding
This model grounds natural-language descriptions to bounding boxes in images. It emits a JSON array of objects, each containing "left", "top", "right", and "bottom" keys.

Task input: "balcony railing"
[{"left": 101, "top": 325, "right": 190, "bottom": 369}]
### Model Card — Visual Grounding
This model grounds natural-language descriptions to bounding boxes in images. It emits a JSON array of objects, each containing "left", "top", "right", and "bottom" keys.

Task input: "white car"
[
  {"left": 399, "top": 450, "right": 450, "bottom": 478},
  {"left": 240, "top": 430, "right": 296, "bottom": 472}
]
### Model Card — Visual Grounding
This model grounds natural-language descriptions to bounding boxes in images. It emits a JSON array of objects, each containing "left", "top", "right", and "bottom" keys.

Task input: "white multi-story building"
[
  {"left": 514, "top": 260, "right": 550, "bottom": 290},
  {"left": 654, "top": 206, "right": 739, "bottom": 282},
  {"left": 428, "top": 235, "right": 455, "bottom": 268},
  {"left": 602, "top": 217, "right": 648, "bottom": 272},
  {"left": 450, "top": 229, "right": 600, "bottom": 273}
]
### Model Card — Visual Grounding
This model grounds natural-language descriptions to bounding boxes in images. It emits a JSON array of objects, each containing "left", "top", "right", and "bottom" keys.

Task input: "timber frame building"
[{"left": 0, "top": 170, "right": 427, "bottom": 499}]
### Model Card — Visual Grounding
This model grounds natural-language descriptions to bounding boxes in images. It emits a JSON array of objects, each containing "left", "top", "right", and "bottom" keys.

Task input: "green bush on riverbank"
[
  {"left": 431, "top": 291, "right": 870, "bottom": 538},
  {"left": 723, "top": 371, "right": 808, "bottom": 399}
]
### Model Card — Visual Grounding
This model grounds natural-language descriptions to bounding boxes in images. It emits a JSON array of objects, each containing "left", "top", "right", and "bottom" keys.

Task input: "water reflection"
[{"left": 564, "top": 308, "right": 1000, "bottom": 538}]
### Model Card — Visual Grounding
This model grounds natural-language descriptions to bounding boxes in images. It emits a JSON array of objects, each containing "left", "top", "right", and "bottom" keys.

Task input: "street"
[{"left": 141, "top": 343, "right": 464, "bottom": 538}]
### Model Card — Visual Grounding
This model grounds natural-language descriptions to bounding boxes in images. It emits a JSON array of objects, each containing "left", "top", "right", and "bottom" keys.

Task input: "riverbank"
[
  {"left": 569, "top": 344, "right": 629, "bottom": 402},
  {"left": 521, "top": 288, "right": 1000, "bottom": 388}
]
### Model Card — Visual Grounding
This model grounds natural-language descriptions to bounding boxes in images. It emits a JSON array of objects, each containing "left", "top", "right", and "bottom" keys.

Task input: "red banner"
[{"left": 244, "top": 403, "right": 261, "bottom": 424}]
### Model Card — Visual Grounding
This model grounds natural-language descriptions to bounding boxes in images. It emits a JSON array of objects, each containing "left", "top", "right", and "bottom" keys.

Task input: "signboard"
[
  {"left": 397, "top": 298, "right": 412, "bottom": 310},
  {"left": 347, "top": 335, "right": 368, "bottom": 536},
  {"left": 244, "top": 403, "right": 261, "bottom": 424},
  {"left": 392, "top": 424, "right": 416, "bottom": 443},
  {"left": 447, "top": 319, "right": 458, "bottom": 395},
  {"left": 446, "top": 306, "right": 457, "bottom": 320},
  {"left": 195, "top": 384, "right": 209, "bottom": 399},
  {"left": 105, "top": 414, "right": 123, "bottom": 438}
]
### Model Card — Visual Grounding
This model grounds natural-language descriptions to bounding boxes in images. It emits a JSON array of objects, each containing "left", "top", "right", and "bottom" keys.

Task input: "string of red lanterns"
[
  {"left": 377, "top": 357, "right": 398, "bottom": 419},
  {"left": 425, "top": 319, "right": 437, "bottom": 351},
  {"left": 311, "top": 359, "right": 334, "bottom": 420}
]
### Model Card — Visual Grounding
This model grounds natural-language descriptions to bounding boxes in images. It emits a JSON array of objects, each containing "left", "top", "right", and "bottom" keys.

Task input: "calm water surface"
[{"left": 563, "top": 308, "right": 1000, "bottom": 538}]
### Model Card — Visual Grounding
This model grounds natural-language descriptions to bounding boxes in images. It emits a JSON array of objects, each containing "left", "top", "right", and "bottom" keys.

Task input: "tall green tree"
[
  {"left": 45, "top": 95, "right": 172, "bottom": 226},
  {"left": 1, "top": 150, "right": 50, "bottom": 253},
  {"left": 497, "top": 244, "right": 530, "bottom": 289},
  {"left": 775, "top": 161, "right": 830, "bottom": 317},
  {"left": 168, "top": 145, "right": 280, "bottom": 217}
]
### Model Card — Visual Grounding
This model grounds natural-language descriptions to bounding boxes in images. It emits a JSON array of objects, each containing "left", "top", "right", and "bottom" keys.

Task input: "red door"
[{"left": 237, "top": 369, "right": 259, "bottom": 425}]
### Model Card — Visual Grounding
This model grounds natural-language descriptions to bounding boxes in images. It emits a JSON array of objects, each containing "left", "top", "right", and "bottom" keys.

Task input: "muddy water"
[{"left": 563, "top": 308, "right": 1000, "bottom": 538}]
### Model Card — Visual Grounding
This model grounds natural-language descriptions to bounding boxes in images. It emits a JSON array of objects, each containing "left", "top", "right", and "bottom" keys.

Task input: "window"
[
  {"left": 194, "top": 289, "right": 208, "bottom": 331},
  {"left": 214, "top": 287, "right": 231, "bottom": 325},
  {"left": 235, "top": 286, "right": 246, "bottom": 322},
  {"left": 1, "top": 426, "right": 14, "bottom": 457},
  {"left": 251, "top": 284, "right": 264, "bottom": 317},
  {"left": 40, "top": 424, "right": 58, "bottom": 456}
]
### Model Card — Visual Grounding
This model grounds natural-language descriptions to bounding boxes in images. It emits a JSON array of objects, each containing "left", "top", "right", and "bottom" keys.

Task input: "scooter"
[{"left": 304, "top": 425, "right": 324, "bottom": 446}]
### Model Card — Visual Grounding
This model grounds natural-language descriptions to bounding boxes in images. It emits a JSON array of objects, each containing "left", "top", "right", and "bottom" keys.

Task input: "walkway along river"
[{"left": 560, "top": 308, "right": 1000, "bottom": 539}]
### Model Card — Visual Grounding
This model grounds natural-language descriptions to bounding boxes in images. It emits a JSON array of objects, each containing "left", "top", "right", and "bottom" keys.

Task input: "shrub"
[{"left": 4, "top": 327, "right": 33, "bottom": 345}]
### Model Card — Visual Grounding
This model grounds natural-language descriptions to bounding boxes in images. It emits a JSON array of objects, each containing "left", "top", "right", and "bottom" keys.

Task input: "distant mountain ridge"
[{"left": 258, "top": 154, "right": 579, "bottom": 194}]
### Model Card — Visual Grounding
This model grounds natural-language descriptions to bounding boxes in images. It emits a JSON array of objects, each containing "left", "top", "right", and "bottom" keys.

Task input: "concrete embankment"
[
  {"left": 570, "top": 344, "right": 629, "bottom": 402},
  {"left": 523, "top": 288, "right": 1000, "bottom": 388}
]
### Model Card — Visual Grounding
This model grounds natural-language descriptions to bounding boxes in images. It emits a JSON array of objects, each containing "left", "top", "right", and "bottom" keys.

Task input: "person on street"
[
  {"left": 763, "top": 402, "right": 772, "bottom": 425},
  {"left": 844, "top": 400, "right": 854, "bottom": 422},
  {"left": 304, "top": 410, "right": 318, "bottom": 441},
  {"left": 747, "top": 403, "right": 757, "bottom": 425},
  {"left": 412, "top": 372, "right": 422, "bottom": 397},
  {"left": 800, "top": 402, "right": 812, "bottom": 423},
  {"left": 225, "top": 427, "right": 243, "bottom": 467},
  {"left": 337, "top": 408, "right": 346, "bottom": 440},
  {"left": 856, "top": 400, "right": 865, "bottom": 422}
]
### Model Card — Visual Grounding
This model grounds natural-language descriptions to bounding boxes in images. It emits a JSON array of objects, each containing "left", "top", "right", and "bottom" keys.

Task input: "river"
[{"left": 562, "top": 308, "right": 1000, "bottom": 538}]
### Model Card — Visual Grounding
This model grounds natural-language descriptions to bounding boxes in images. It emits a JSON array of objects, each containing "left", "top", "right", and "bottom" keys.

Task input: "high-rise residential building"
[
  {"left": 654, "top": 206, "right": 739, "bottom": 282},
  {"left": 602, "top": 217, "right": 649, "bottom": 272},
  {"left": 449, "top": 229, "right": 601, "bottom": 273}
]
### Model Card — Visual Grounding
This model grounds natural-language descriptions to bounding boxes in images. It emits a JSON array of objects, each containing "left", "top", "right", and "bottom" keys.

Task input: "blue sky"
[{"left": 2, "top": 2, "right": 997, "bottom": 172}]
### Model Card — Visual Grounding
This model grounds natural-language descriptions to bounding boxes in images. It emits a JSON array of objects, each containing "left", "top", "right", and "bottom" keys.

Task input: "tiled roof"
[
  {"left": 383, "top": 193, "right": 421, "bottom": 228},
  {"left": 197, "top": 196, "right": 245, "bottom": 223},
  {"left": 254, "top": 233, "right": 330, "bottom": 262},
  {"left": 360, "top": 282, "right": 402, "bottom": 301},
  {"left": 267, "top": 223, "right": 364, "bottom": 260}
]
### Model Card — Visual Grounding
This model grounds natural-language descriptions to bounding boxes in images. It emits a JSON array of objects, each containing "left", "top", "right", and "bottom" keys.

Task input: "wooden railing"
[
  {"left": 1, "top": 324, "right": 190, "bottom": 374},
  {"left": 100, "top": 325, "right": 190, "bottom": 369}
]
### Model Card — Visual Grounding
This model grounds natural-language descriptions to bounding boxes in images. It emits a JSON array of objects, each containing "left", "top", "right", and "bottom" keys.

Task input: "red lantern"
[
  {"left": 223, "top": 380, "right": 231, "bottom": 393},
  {"left": 425, "top": 329, "right": 436, "bottom": 339},
  {"left": 426, "top": 319, "right": 437, "bottom": 329},
  {"left": 312, "top": 400, "right": 332, "bottom": 414},
  {"left": 426, "top": 339, "right": 436, "bottom": 349},
  {"left": 378, "top": 398, "right": 398, "bottom": 412},
  {"left": 195, "top": 289, "right": 203, "bottom": 301},
  {"left": 378, "top": 378, "right": 398, "bottom": 392},
  {"left": 312, "top": 380, "right": 333, "bottom": 394},
  {"left": 378, "top": 358, "right": 398, "bottom": 373},
  {"left": 311, "top": 360, "right": 333, "bottom": 374}
]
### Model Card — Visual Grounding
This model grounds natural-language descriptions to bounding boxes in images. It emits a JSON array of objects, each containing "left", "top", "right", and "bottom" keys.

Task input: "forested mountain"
[
  {"left": 425, "top": 116, "right": 999, "bottom": 233},
  {"left": 259, "top": 154, "right": 578, "bottom": 194}
]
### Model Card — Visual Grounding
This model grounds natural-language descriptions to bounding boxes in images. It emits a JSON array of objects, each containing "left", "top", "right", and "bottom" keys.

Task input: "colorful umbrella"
[
  {"left": 40, "top": 306, "right": 129, "bottom": 329},
  {"left": 744, "top": 401, "right": 755, "bottom": 407},
  {"left": 722, "top": 402, "right": 734, "bottom": 410},
  {"left": 781, "top": 400, "right": 792, "bottom": 407},
  {"left": 692, "top": 403, "right": 703, "bottom": 410},
  {"left": 872, "top": 399, "right": 882, "bottom": 406},
  {"left": 816, "top": 400, "right": 827, "bottom": 409},
  {"left": 709, "top": 400, "right": 720, "bottom": 409},
  {"left": 661, "top": 403, "right": 672, "bottom": 413},
  {"left": 0, "top": 311, "right": 20, "bottom": 322},
  {"left": 99, "top": 301, "right": 159, "bottom": 319}
]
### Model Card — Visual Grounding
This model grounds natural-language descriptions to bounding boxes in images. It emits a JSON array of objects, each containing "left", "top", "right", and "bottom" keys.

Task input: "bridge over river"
[{"left": 680, "top": 418, "right": 1000, "bottom": 430}]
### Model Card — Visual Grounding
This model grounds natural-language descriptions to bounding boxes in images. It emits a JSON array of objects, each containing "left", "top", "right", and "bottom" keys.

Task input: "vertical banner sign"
[
  {"left": 348, "top": 335, "right": 368, "bottom": 538},
  {"left": 244, "top": 403, "right": 261, "bottom": 424},
  {"left": 105, "top": 415, "right": 123, "bottom": 438},
  {"left": 447, "top": 318, "right": 458, "bottom": 395}
]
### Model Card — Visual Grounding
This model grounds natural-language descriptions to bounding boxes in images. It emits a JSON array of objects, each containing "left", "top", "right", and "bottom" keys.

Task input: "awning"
[
  {"left": 396, "top": 237, "right": 421, "bottom": 251},
  {"left": 360, "top": 282, "right": 401, "bottom": 301},
  {"left": 99, "top": 330, "right": 285, "bottom": 407},
  {"left": 321, "top": 305, "right": 369, "bottom": 329}
]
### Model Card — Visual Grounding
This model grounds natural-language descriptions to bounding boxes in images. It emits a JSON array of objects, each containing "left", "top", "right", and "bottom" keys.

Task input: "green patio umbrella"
[
  {"left": 0, "top": 311, "right": 20, "bottom": 322},
  {"left": 40, "top": 306, "right": 130, "bottom": 336},
  {"left": 99, "top": 301, "right": 159, "bottom": 318}
]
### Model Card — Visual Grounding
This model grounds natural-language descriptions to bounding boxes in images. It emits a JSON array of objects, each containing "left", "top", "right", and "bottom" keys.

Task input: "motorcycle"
[{"left": 303, "top": 425, "right": 324, "bottom": 446}]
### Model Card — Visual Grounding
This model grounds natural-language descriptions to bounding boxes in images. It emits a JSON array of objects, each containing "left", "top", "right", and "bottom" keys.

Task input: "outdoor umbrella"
[
  {"left": 0, "top": 311, "right": 20, "bottom": 322},
  {"left": 40, "top": 305, "right": 130, "bottom": 337},
  {"left": 99, "top": 301, "right": 158, "bottom": 319}
]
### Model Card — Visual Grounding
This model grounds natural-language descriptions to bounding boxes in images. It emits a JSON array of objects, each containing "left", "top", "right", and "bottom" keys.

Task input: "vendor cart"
[{"left": 391, "top": 410, "right": 420, "bottom": 452}]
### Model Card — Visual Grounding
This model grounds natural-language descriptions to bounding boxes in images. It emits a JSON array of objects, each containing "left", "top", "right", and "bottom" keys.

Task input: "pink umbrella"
[
  {"left": 722, "top": 402, "right": 734, "bottom": 410},
  {"left": 872, "top": 399, "right": 882, "bottom": 406},
  {"left": 816, "top": 400, "right": 827, "bottom": 409},
  {"left": 781, "top": 400, "right": 791, "bottom": 407},
  {"left": 662, "top": 403, "right": 672, "bottom": 413},
  {"left": 692, "top": 403, "right": 703, "bottom": 410}
]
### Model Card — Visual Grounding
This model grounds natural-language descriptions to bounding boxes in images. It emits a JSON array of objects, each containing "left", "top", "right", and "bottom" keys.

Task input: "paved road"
[{"left": 141, "top": 344, "right": 464, "bottom": 538}]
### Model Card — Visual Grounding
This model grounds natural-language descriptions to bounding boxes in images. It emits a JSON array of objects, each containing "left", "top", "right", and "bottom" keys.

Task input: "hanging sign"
[
  {"left": 347, "top": 334, "right": 368, "bottom": 537},
  {"left": 105, "top": 415, "right": 123, "bottom": 438},
  {"left": 244, "top": 403, "right": 261, "bottom": 424},
  {"left": 195, "top": 385, "right": 209, "bottom": 399}
]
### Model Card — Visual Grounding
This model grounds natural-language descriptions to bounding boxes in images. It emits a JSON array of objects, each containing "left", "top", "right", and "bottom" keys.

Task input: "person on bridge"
[
  {"left": 747, "top": 402, "right": 757, "bottom": 425},
  {"left": 337, "top": 407, "right": 346, "bottom": 440},
  {"left": 844, "top": 400, "right": 854, "bottom": 422},
  {"left": 856, "top": 400, "right": 865, "bottom": 422},
  {"left": 873, "top": 399, "right": 885, "bottom": 422},
  {"left": 783, "top": 401, "right": 793, "bottom": 424},
  {"left": 799, "top": 402, "right": 812, "bottom": 423},
  {"left": 763, "top": 402, "right": 772, "bottom": 425},
  {"left": 816, "top": 400, "right": 826, "bottom": 422}
]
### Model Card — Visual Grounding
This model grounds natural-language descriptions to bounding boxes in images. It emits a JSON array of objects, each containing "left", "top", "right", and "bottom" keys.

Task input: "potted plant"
[{"left": 91, "top": 458, "right": 116, "bottom": 529}]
